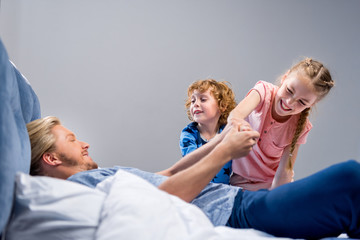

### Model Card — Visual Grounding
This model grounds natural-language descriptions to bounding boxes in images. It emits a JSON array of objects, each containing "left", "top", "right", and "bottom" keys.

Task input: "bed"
[{"left": 0, "top": 38, "right": 350, "bottom": 240}]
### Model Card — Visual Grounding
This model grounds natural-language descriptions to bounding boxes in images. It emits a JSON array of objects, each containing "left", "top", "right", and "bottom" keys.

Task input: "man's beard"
[{"left": 59, "top": 153, "right": 98, "bottom": 170}]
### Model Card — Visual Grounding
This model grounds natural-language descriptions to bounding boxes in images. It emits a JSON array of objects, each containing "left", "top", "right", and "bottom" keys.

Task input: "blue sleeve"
[{"left": 179, "top": 129, "right": 198, "bottom": 157}]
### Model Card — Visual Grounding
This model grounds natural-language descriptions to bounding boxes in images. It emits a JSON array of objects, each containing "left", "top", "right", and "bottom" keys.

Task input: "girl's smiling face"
[
  {"left": 190, "top": 89, "right": 221, "bottom": 126},
  {"left": 272, "top": 72, "right": 318, "bottom": 122}
]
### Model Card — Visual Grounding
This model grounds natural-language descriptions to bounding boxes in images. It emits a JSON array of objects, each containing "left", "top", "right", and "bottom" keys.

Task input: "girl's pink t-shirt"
[{"left": 231, "top": 81, "right": 312, "bottom": 190}]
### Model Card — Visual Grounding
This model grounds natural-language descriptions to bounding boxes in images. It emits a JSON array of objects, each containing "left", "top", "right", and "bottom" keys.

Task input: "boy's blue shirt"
[{"left": 180, "top": 122, "right": 232, "bottom": 184}]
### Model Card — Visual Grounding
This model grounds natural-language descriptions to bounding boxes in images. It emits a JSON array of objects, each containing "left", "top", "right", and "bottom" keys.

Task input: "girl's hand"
[
  {"left": 219, "top": 127, "right": 259, "bottom": 160},
  {"left": 216, "top": 118, "right": 253, "bottom": 146},
  {"left": 227, "top": 116, "right": 252, "bottom": 132},
  {"left": 239, "top": 122, "right": 252, "bottom": 132}
]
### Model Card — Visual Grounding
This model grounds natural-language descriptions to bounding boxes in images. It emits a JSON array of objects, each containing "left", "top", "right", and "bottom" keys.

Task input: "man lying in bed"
[{"left": 26, "top": 116, "right": 360, "bottom": 239}]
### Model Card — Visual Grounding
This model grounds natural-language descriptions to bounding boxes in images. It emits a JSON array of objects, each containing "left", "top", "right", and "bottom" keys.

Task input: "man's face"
[{"left": 51, "top": 125, "right": 98, "bottom": 171}]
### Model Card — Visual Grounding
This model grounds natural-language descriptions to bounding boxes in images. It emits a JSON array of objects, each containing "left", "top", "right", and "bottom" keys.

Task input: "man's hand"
[
  {"left": 157, "top": 116, "right": 258, "bottom": 203},
  {"left": 218, "top": 126, "right": 259, "bottom": 160},
  {"left": 217, "top": 118, "right": 253, "bottom": 145},
  {"left": 226, "top": 117, "right": 252, "bottom": 132}
]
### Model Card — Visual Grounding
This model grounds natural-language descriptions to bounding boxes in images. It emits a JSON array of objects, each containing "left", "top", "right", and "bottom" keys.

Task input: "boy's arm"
[{"left": 158, "top": 128, "right": 259, "bottom": 202}]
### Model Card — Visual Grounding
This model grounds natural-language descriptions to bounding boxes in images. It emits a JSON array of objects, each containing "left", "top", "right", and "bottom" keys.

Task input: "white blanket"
[
  {"left": 7, "top": 170, "right": 290, "bottom": 240},
  {"left": 95, "top": 170, "right": 286, "bottom": 240}
]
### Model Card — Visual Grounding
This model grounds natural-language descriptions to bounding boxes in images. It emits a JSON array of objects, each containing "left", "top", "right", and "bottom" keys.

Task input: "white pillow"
[{"left": 5, "top": 172, "right": 106, "bottom": 240}]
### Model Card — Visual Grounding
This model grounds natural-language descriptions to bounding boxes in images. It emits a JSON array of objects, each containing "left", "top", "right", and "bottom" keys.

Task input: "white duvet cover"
[
  {"left": 95, "top": 170, "right": 286, "bottom": 240},
  {"left": 6, "top": 170, "right": 290, "bottom": 240}
]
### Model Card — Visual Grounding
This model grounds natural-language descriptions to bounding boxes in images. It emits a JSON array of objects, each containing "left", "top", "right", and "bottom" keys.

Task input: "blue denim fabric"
[{"left": 227, "top": 160, "right": 360, "bottom": 239}]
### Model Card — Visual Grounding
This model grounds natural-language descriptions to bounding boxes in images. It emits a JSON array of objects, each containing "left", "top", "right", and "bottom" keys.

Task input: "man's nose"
[{"left": 81, "top": 141, "right": 89, "bottom": 149}]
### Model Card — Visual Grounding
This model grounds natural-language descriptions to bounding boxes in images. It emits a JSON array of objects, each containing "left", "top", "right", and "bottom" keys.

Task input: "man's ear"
[{"left": 42, "top": 152, "right": 62, "bottom": 166}]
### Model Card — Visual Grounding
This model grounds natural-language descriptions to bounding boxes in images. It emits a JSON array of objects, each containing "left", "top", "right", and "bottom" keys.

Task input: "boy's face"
[{"left": 190, "top": 89, "right": 221, "bottom": 126}]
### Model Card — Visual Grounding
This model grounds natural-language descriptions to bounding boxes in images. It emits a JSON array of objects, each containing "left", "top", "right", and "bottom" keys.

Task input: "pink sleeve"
[{"left": 246, "top": 81, "right": 267, "bottom": 112}]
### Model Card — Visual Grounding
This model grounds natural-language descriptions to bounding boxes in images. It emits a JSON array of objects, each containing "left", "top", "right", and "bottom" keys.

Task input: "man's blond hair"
[{"left": 26, "top": 116, "right": 61, "bottom": 176}]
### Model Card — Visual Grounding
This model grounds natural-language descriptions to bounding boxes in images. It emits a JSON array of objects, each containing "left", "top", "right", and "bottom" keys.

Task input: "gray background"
[{"left": 1, "top": 0, "right": 359, "bottom": 180}]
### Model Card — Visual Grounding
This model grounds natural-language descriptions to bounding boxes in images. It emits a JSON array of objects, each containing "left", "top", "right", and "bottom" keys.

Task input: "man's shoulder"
[{"left": 67, "top": 166, "right": 122, "bottom": 188}]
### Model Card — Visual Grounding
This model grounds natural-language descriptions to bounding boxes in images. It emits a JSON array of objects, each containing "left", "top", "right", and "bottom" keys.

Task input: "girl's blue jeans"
[{"left": 227, "top": 160, "right": 360, "bottom": 239}]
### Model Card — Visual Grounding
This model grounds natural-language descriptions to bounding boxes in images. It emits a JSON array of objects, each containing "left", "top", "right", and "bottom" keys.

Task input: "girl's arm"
[
  {"left": 228, "top": 90, "right": 261, "bottom": 128},
  {"left": 270, "top": 144, "right": 300, "bottom": 189}
]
